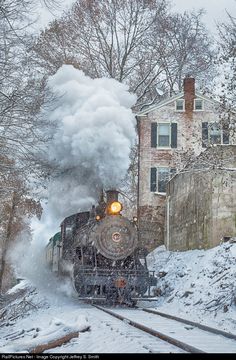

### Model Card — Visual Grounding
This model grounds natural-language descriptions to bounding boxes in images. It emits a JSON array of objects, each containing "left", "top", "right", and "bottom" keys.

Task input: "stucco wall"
[
  {"left": 211, "top": 169, "right": 236, "bottom": 247},
  {"left": 165, "top": 146, "right": 236, "bottom": 250},
  {"left": 166, "top": 171, "right": 213, "bottom": 250}
]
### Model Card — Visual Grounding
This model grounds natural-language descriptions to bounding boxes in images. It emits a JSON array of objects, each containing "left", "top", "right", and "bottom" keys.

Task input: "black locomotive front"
[{"left": 47, "top": 190, "right": 157, "bottom": 305}]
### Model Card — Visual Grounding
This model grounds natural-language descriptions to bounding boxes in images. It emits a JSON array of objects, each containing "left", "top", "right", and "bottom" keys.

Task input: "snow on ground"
[
  {"left": 0, "top": 279, "right": 168, "bottom": 354},
  {"left": 0, "top": 242, "right": 235, "bottom": 353},
  {"left": 146, "top": 241, "right": 236, "bottom": 334}
]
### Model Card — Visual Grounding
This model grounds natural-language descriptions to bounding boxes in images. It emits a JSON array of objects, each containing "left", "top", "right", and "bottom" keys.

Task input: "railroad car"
[{"left": 45, "top": 190, "right": 157, "bottom": 305}]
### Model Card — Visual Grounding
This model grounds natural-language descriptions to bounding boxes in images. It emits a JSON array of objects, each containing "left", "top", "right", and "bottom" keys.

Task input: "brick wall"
[{"left": 137, "top": 78, "right": 225, "bottom": 252}]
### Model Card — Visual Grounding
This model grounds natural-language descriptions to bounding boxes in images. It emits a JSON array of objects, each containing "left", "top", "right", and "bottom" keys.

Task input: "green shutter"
[
  {"left": 151, "top": 123, "right": 157, "bottom": 147},
  {"left": 150, "top": 167, "right": 157, "bottom": 192},
  {"left": 171, "top": 123, "right": 177, "bottom": 148},
  {"left": 202, "top": 122, "right": 208, "bottom": 148}
]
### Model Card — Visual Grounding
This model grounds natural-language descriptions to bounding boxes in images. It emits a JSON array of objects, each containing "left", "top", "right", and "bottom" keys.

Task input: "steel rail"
[
  {"left": 93, "top": 304, "right": 205, "bottom": 353},
  {"left": 140, "top": 307, "right": 236, "bottom": 341}
]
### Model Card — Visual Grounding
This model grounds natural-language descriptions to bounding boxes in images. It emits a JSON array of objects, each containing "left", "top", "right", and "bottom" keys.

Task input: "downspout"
[
  {"left": 166, "top": 195, "right": 170, "bottom": 250},
  {"left": 136, "top": 115, "right": 141, "bottom": 246}
]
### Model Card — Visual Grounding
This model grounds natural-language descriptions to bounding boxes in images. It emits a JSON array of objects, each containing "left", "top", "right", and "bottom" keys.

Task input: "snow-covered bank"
[
  {"left": 146, "top": 242, "right": 236, "bottom": 334},
  {"left": 0, "top": 280, "right": 90, "bottom": 353},
  {"left": 0, "top": 281, "right": 158, "bottom": 353},
  {"left": 0, "top": 242, "right": 235, "bottom": 353}
]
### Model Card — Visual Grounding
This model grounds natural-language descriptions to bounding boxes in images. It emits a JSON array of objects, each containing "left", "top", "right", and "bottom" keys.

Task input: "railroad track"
[{"left": 93, "top": 305, "right": 236, "bottom": 353}]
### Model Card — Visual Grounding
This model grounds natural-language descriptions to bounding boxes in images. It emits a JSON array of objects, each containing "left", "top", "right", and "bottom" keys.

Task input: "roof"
[
  {"left": 136, "top": 91, "right": 219, "bottom": 116},
  {"left": 46, "top": 232, "right": 61, "bottom": 248},
  {"left": 60, "top": 211, "right": 90, "bottom": 226}
]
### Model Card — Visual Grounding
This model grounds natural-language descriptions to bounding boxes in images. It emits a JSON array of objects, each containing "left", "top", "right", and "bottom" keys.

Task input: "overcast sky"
[
  {"left": 172, "top": 0, "right": 236, "bottom": 32},
  {"left": 37, "top": 0, "right": 236, "bottom": 33}
]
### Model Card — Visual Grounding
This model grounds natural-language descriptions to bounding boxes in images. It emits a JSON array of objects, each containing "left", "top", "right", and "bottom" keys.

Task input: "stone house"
[
  {"left": 136, "top": 77, "right": 234, "bottom": 251},
  {"left": 166, "top": 145, "right": 236, "bottom": 250}
]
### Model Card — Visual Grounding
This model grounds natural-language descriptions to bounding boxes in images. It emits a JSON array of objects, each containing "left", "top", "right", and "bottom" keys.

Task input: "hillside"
[
  {"left": 146, "top": 241, "right": 236, "bottom": 333},
  {"left": 0, "top": 241, "right": 235, "bottom": 353}
]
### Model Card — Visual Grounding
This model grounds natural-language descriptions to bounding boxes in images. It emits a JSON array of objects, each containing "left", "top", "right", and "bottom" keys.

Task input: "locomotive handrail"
[
  {"left": 75, "top": 266, "right": 155, "bottom": 274},
  {"left": 74, "top": 267, "right": 156, "bottom": 278}
]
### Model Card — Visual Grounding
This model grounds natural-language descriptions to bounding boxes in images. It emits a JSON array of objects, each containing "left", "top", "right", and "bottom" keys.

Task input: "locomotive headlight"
[{"left": 109, "top": 201, "right": 122, "bottom": 215}]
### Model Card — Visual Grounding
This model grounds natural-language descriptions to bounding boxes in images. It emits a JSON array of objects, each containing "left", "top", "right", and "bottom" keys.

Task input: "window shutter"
[
  {"left": 223, "top": 123, "right": 230, "bottom": 144},
  {"left": 171, "top": 123, "right": 177, "bottom": 148},
  {"left": 202, "top": 122, "right": 208, "bottom": 148},
  {"left": 150, "top": 167, "right": 157, "bottom": 192},
  {"left": 151, "top": 123, "right": 157, "bottom": 147}
]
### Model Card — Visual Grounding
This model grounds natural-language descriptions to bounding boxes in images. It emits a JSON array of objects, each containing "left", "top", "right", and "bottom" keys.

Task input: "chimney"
[{"left": 183, "top": 77, "right": 195, "bottom": 113}]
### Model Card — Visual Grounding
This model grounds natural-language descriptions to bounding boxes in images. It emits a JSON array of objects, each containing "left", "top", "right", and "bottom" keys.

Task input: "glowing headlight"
[{"left": 110, "top": 201, "right": 122, "bottom": 214}]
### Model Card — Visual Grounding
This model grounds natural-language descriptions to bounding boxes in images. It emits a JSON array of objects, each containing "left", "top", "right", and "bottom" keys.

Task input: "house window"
[
  {"left": 150, "top": 167, "right": 176, "bottom": 193},
  {"left": 202, "top": 122, "right": 230, "bottom": 147},
  {"left": 151, "top": 123, "right": 177, "bottom": 148},
  {"left": 158, "top": 124, "right": 170, "bottom": 147},
  {"left": 194, "top": 99, "right": 203, "bottom": 110},
  {"left": 209, "top": 123, "right": 221, "bottom": 144},
  {"left": 158, "top": 167, "right": 171, "bottom": 192},
  {"left": 176, "top": 99, "right": 184, "bottom": 111}
]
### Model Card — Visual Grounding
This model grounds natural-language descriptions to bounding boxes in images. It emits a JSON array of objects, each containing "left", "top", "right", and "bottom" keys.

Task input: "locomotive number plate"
[{"left": 112, "top": 232, "right": 121, "bottom": 242}]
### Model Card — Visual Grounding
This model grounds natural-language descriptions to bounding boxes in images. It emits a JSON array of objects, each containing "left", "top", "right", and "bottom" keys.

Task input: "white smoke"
[
  {"left": 7, "top": 228, "right": 77, "bottom": 299},
  {"left": 9, "top": 66, "right": 137, "bottom": 294},
  {"left": 46, "top": 65, "right": 137, "bottom": 219}
]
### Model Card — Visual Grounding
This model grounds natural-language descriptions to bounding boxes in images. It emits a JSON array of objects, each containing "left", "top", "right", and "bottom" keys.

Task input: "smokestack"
[
  {"left": 183, "top": 77, "right": 195, "bottom": 114},
  {"left": 106, "top": 190, "right": 119, "bottom": 206}
]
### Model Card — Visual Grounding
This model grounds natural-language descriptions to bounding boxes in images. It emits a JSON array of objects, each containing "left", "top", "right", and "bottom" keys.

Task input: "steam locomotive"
[{"left": 45, "top": 190, "right": 157, "bottom": 305}]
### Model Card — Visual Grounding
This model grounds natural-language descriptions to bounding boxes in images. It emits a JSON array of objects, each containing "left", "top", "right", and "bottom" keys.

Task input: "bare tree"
[
  {"left": 0, "top": 0, "right": 56, "bottom": 292},
  {"left": 40, "top": 0, "right": 62, "bottom": 10},
  {"left": 153, "top": 9, "right": 215, "bottom": 95},
  {"left": 31, "top": 0, "right": 215, "bottom": 109},
  {"left": 0, "top": 165, "right": 42, "bottom": 293},
  {"left": 217, "top": 11, "right": 236, "bottom": 135},
  {"left": 30, "top": 17, "right": 80, "bottom": 75},
  {"left": 0, "top": 1, "right": 53, "bottom": 167}
]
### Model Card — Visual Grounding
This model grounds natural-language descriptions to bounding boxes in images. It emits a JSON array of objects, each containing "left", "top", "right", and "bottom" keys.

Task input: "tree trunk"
[
  {"left": 30, "top": 331, "right": 79, "bottom": 353},
  {"left": 0, "top": 191, "right": 17, "bottom": 293}
]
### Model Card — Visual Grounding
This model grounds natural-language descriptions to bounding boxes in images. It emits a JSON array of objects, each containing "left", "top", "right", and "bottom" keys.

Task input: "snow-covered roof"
[{"left": 136, "top": 91, "right": 219, "bottom": 116}]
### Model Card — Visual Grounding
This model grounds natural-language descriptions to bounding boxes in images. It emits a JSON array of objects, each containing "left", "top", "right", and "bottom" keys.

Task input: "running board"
[{"left": 76, "top": 296, "right": 158, "bottom": 302}]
